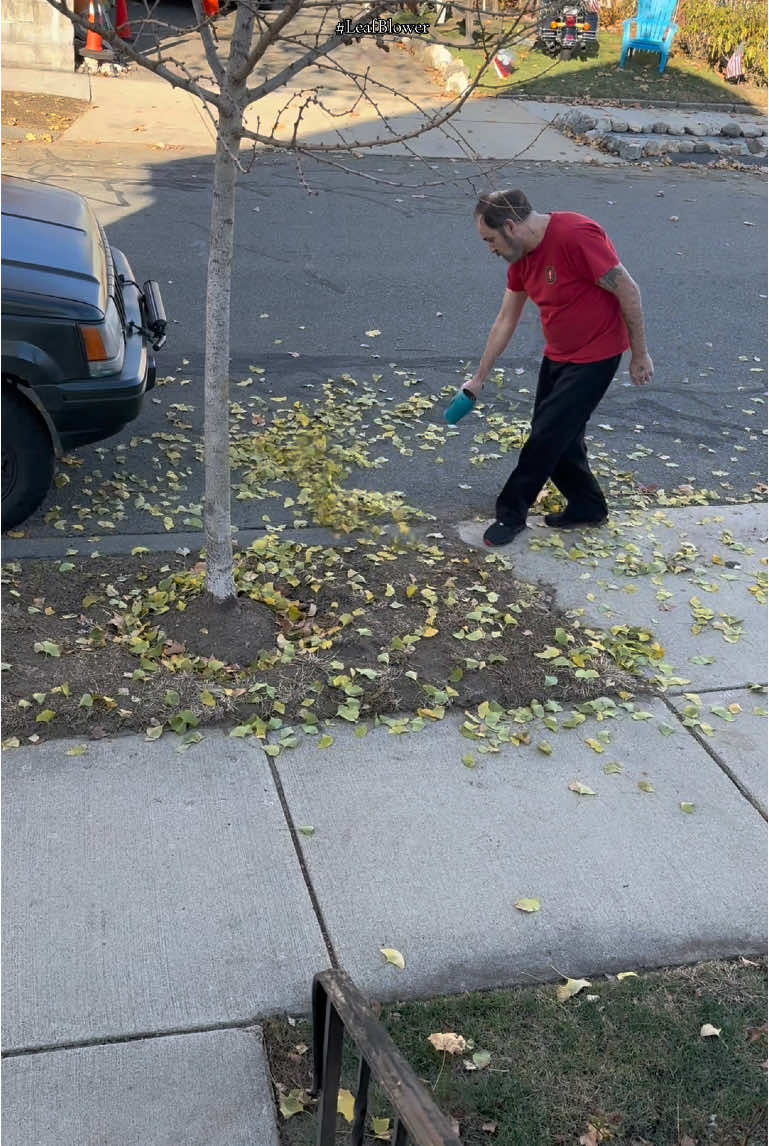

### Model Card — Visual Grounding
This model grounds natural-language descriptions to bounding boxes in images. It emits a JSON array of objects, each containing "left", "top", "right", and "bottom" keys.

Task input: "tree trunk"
[
  {"left": 203, "top": 6, "right": 255, "bottom": 601},
  {"left": 203, "top": 111, "right": 240, "bottom": 601}
]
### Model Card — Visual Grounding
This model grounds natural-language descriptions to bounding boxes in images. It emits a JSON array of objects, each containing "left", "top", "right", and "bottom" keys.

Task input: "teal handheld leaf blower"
[{"left": 444, "top": 387, "right": 477, "bottom": 425}]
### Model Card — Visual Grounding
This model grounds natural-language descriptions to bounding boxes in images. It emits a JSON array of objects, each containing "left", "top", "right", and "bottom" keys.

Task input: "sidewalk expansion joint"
[
  {"left": 266, "top": 755, "right": 340, "bottom": 971},
  {"left": 662, "top": 695, "right": 768, "bottom": 821},
  {"left": 1, "top": 1018, "right": 268, "bottom": 1060}
]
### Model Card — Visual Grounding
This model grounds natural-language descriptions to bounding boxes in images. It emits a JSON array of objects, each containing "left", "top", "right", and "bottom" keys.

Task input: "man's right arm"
[{"left": 466, "top": 289, "right": 527, "bottom": 396}]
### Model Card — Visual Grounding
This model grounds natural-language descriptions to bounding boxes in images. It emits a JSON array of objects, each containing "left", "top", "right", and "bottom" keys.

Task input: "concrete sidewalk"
[
  {"left": 3, "top": 51, "right": 615, "bottom": 163},
  {"left": 2, "top": 503, "right": 766, "bottom": 1144}
]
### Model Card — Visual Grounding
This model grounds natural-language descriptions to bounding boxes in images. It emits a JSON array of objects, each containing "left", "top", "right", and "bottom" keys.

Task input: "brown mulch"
[{"left": 1, "top": 538, "right": 639, "bottom": 744}]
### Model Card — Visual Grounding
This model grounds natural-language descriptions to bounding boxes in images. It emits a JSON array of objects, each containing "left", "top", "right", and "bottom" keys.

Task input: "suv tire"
[{"left": 2, "top": 385, "right": 55, "bottom": 530}]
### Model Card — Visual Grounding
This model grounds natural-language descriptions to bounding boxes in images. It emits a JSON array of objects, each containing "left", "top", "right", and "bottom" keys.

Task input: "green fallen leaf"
[
  {"left": 638, "top": 780, "right": 655, "bottom": 793},
  {"left": 298, "top": 825, "right": 315, "bottom": 837},
  {"left": 569, "top": 781, "right": 596, "bottom": 796},
  {"left": 514, "top": 898, "right": 541, "bottom": 913},
  {"left": 680, "top": 802, "right": 695, "bottom": 814},
  {"left": 35, "top": 709, "right": 56, "bottom": 724},
  {"left": 66, "top": 746, "right": 87, "bottom": 756},
  {"left": 372, "top": 1116, "right": 391, "bottom": 1141},
  {"left": 317, "top": 735, "right": 334, "bottom": 749},
  {"left": 602, "top": 761, "right": 624, "bottom": 775},
  {"left": 537, "top": 741, "right": 553, "bottom": 755},
  {"left": 34, "top": 641, "right": 61, "bottom": 658},
  {"left": 380, "top": 947, "right": 405, "bottom": 969},
  {"left": 145, "top": 724, "right": 164, "bottom": 741},
  {"left": 279, "top": 1089, "right": 307, "bottom": 1120}
]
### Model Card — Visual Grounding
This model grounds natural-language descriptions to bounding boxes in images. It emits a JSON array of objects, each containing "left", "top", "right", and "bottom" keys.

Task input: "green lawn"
[
  {"left": 432, "top": 21, "right": 767, "bottom": 108},
  {"left": 265, "top": 958, "right": 767, "bottom": 1144}
]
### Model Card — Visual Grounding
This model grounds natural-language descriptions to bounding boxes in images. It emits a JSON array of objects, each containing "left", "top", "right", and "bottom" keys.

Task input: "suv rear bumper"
[{"left": 36, "top": 247, "right": 161, "bottom": 451}]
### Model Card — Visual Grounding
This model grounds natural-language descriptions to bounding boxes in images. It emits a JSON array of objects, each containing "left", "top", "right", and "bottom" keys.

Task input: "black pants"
[{"left": 496, "top": 353, "right": 621, "bottom": 527}]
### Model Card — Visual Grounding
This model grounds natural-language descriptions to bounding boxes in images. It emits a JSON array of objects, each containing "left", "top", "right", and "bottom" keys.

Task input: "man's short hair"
[{"left": 474, "top": 189, "right": 533, "bottom": 230}]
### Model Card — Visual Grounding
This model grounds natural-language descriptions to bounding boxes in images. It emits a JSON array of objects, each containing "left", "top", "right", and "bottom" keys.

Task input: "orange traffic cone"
[
  {"left": 202, "top": 0, "right": 219, "bottom": 17},
  {"left": 84, "top": 0, "right": 103, "bottom": 52},
  {"left": 115, "top": 0, "right": 132, "bottom": 40}
]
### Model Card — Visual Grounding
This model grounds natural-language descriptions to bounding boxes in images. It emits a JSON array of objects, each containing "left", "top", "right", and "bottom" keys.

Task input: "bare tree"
[{"left": 46, "top": 0, "right": 533, "bottom": 603}]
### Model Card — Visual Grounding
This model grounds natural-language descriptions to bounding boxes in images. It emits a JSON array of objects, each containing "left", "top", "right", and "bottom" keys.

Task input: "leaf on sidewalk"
[
  {"left": 514, "top": 897, "right": 541, "bottom": 913},
  {"left": 380, "top": 947, "right": 405, "bottom": 970}
]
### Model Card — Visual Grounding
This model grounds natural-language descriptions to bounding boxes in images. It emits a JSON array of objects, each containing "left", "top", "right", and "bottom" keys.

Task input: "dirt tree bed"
[{"left": 1, "top": 534, "right": 645, "bottom": 746}]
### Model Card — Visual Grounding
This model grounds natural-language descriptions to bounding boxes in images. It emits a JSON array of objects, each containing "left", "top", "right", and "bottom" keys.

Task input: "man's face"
[{"left": 476, "top": 216, "right": 526, "bottom": 264}]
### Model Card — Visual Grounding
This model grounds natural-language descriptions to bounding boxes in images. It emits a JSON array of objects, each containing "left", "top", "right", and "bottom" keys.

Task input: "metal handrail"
[{"left": 311, "top": 969, "right": 463, "bottom": 1146}]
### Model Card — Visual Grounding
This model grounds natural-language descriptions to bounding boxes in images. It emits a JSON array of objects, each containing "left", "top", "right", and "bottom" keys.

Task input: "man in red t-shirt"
[{"left": 464, "top": 188, "right": 653, "bottom": 547}]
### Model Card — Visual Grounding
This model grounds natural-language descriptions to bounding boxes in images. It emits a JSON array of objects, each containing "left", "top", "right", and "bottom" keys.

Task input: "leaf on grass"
[
  {"left": 616, "top": 971, "right": 638, "bottom": 981},
  {"left": 472, "top": 1050, "right": 491, "bottom": 1069},
  {"left": 557, "top": 977, "right": 591, "bottom": 1002},
  {"left": 380, "top": 947, "right": 405, "bottom": 970},
  {"left": 514, "top": 897, "right": 541, "bottom": 913},
  {"left": 337, "top": 1089, "right": 355, "bottom": 1123},
  {"left": 482, "top": 1123, "right": 498, "bottom": 1135},
  {"left": 428, "top": 1032, "right": 466, "bottom": 1054},
  {"left": 569, "top": 781, "right": 596, "bottom": 796},
  {"left": 279, "top": 1089, "right": 307, "bottom": 1119},
  {"left": 700, "top": 1023, "right": 721, "bottom": 1038}
]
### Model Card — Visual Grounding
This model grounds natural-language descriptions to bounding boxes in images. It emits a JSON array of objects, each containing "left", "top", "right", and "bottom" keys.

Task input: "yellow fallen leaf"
[
  {"left": 616, "top": 971, "right": 638, "bottom": 981},
  {"left": 428, "top": 1032, "right": 466, "bottom": 1054},
  {"left": 337, "top": 1088, "right": 355, "bottom": 1123},
  {"left": 380, "top": 947, "right": 405, "bottom": 970},
  {"left": 700, "top": 1023, "right": 721, "bottom": 1037},
  {"left": 365, "top": 329, "right": 382, "bottom": 337},
  {"left": 556, "top": 977, "right": 591, "bottom": 1002},
  {"left": 514, "top": 897, "right": 541, "bottom": 913},
  {"left": 372, "top": 1116, "right": 391, "bottom": 1140}
]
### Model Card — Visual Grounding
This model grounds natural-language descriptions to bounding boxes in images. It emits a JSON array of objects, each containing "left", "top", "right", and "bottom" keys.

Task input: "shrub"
[{"left": 677, "top": 0, "right": 767, "bottom": 82}]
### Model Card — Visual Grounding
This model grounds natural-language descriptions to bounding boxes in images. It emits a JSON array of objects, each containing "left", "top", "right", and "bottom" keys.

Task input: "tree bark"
[{"left": 203, "top": 7, "right": 255, "bottom": 601}]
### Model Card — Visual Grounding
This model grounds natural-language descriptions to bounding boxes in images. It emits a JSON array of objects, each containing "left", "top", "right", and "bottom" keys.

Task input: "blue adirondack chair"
[{"left": 619, "top": 0, "right": 679, "bottom": 73}]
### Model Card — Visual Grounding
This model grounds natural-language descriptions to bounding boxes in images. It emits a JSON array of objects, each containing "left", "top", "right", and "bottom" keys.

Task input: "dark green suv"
[{"left": 1, "top": 174, "right": 167, "bottom": 530}]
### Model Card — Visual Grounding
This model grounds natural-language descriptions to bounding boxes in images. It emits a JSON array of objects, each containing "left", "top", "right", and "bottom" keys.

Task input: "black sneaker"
[
  {"left": 483, "top": 521, "right": 526, "bottom": 547},
  {"left": 544, "top": 511, "right": 608, "bottom": 529}
]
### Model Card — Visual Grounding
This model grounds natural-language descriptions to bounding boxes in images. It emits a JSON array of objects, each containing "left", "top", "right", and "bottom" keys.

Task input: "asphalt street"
[{"left": 4, "top": 146, "right": 767, "bottom": 540}]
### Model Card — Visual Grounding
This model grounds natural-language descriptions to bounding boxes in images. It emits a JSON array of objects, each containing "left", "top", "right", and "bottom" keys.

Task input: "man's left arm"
[{"left": 597, "top": 263, "right": 654, "bottom": 386}]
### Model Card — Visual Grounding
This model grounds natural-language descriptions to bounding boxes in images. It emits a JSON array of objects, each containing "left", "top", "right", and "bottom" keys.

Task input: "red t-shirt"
[{"left": 506, "top": 212, "right": 630, "bottom": 363}]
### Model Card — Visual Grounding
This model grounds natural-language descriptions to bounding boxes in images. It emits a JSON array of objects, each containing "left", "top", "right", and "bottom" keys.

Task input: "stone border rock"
[{"left": 552, "top": 107, "right": 767, "bottom": 162}]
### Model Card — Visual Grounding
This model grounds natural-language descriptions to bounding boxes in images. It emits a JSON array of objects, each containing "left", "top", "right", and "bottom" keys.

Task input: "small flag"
[
  {"left": 725, "top": 42, "right": 744, "bottom": 80},
  {"left": 493, "top": 50, "right": 514, "bottom": 79}
]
